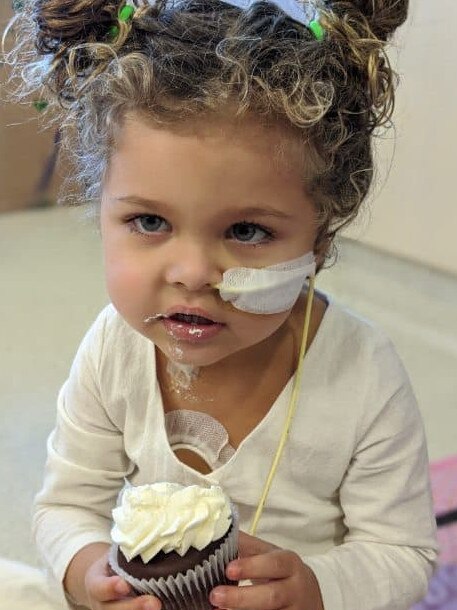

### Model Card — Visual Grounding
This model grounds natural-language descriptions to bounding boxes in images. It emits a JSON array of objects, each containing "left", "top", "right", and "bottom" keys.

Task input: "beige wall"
[{"left": 345, "top": 0, "right": 457, "bottom": 276}]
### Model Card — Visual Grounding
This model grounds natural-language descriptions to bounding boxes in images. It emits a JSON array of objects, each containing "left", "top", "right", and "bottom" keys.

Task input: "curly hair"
[{"left": 2, "top": 0, "right": 408, "bottom": 267}]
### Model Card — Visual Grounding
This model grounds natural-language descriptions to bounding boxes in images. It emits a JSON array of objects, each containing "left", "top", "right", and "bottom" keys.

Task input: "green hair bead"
[
  {"left": 33, "top": 100, "right": 48, "bottom": 112},
  {"left": 109, "top": 3, "right": 135, "bottom": 40},
  {"left": 308, "top": 18, "right": 325, "bottom": 41},
  {"left": 308, "top": 19, "right": 325, "bottom": 40},
  {"left": 119, "top": 5, "right": 135, "bottom": 21}
]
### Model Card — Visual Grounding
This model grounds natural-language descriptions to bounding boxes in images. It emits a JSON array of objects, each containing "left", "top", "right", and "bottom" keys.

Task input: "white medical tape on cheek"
[{"left": 215, "top": 251, "right": 316, "bottom": 314}]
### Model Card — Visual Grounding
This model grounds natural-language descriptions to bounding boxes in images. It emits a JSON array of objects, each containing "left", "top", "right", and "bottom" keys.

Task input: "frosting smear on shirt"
[{"left": 111, "top": 482, "right": 232, "bottom": 562}]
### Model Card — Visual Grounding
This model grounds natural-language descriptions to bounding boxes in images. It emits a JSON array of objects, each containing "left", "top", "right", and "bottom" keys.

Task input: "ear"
[{"left": 313, "top": 235, "right": 331, "bottom": 271}]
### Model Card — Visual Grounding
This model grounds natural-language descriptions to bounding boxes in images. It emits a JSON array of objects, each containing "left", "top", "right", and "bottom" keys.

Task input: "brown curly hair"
[{"left": 2, "top": 0, "right": 408, "bottom": 267}]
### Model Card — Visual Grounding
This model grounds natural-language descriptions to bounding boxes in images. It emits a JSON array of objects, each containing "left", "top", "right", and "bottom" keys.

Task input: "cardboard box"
[{"left": 0, "top": 4, "right": 61, "bottom": 213}]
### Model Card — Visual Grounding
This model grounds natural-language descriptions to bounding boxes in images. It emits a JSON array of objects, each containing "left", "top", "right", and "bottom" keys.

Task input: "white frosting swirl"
[{"left": 111, "top": 482, "right": 232, "bottom": 562}]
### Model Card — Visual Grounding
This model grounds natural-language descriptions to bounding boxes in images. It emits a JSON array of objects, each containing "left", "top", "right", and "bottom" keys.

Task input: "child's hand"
[
  {"left": 84, "top": 553, "right": 162, "bottom": 610},
  {"left": 210, "top": 531, "right": 324, "bottom": 610}
]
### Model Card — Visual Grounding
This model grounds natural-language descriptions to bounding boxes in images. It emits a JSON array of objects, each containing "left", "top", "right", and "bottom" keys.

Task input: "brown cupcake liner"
[{"left": 109, "top": 506, "right": 239, "bottom": 609}]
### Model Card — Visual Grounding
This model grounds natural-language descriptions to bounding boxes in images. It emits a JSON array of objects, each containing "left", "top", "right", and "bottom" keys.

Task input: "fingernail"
[
  {"left": 115, "top": 579, "right": 130, "bottom": 595},
  {"left": 143, "top": 601, "right": 158, "bottom": 610},
  {"left": 227, "top": 561, "right": 241, "bottom": 578},
  {"left": 210, "top": 590, "right": 225, "bottom": 606}
]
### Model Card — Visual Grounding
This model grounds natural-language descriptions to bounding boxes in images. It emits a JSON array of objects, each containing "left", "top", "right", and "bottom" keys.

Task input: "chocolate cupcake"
[{"left": 109, "top": 482, "right": 239, "bottom": 609}]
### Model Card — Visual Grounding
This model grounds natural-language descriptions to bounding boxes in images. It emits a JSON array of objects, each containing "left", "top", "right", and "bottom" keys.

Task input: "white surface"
[
  {"left": 0, "top": 558, "right": 67, "bottom": 610},
  {"left": 0, "top": 204, "right": 456, "bottom": 574}
]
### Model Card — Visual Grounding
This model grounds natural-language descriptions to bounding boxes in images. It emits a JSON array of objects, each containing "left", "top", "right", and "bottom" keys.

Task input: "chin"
[
  {"left": 161, "top": 341, "right": 238, "bottom": 368},
  {"left": 169, "top": 350, "right": 228, "bottom": 368}
]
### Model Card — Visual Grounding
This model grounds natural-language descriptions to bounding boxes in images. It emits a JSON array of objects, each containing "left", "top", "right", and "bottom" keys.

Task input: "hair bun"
[
  {"left": 344, "top": 0, "right": 409, "bottom": 40},
  {"left": 34, "top": 0, "right": 112, "bottom": 54}
]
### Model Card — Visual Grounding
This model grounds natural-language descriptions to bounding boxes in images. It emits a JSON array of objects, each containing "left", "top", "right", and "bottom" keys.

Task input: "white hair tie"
[
  {"left": 122, "top": 0, "right": 325, "bottom": 40},
  {"left": 219, "top": 0, "right": 325, "bottom": 39}
]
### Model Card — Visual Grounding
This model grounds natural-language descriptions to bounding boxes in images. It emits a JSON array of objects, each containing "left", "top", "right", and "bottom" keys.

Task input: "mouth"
[
  {"left": 167, "top": 313, "right": 216, "bottom": 325},
  {"left": 165, "top": 307, "right": 222, "bottom": 324},
  {"left": 162, "top": 308, "right": 224, "bottom": 343}
]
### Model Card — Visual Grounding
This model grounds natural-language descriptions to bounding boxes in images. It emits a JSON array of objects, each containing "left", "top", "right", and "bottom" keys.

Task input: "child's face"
[{"left": 100, "top": 113, "right": 318, "bottom": 367}]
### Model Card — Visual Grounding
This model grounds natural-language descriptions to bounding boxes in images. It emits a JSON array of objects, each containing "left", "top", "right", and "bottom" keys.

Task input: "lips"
[
  {"left": 165, "top": 307, "right": 221, "bottom": 325},
  {"left": 168, "top": 313, "right": 214, "bottom": 325},
  {"left": 162, "top": 307, "right": 224, "bottom": 343}
]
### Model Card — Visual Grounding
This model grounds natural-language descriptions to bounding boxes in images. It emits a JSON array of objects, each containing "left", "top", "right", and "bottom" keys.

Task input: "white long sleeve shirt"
[{"left": 33, "top": 298, "right": 438, "bottom": 610}]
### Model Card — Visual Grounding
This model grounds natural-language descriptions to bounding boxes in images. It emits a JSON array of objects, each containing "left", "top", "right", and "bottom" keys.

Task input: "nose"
[{"left": 164, "top": 240, "right": 222, "bottom": 292}]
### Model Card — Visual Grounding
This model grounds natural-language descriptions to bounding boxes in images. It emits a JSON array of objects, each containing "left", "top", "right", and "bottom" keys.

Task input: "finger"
[
  {"left": 227, "top": 549, "right": 298, "bottom": 581},
  {"left": 88, "top": 573, "right": 132, "bottom": 601},
  {"left": 210, "top": 581, "right": 289, "bottom": 610},
  {"left": 98, "top": 594, "right": 161, "bottom": 610},
  {"left": 237, "top": 531, "right": 279, "bottom": 558},
  {"left": 128, "top": 595, "right": 162, "bottom": 610}
]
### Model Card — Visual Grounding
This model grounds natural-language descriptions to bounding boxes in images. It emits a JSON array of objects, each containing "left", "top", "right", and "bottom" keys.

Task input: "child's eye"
[
  {"left": 129, "top": 215, "right": 170, "bottom": 235},
  {"left": 226, "top": 222, "right": 275, "bottom": 245}
]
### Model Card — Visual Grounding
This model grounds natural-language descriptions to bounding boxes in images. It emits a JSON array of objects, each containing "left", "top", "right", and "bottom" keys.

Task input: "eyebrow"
[{"left": 113, "top": 195, "right": 294, "bottom": 220}]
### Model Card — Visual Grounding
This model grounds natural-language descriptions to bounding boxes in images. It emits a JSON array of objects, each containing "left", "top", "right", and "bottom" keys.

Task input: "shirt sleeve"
[
  {"left": 301, "top": 336, "right": 438, "bottom": 610},
  {"left": 32, "top": 308, "right": 134, "bottom": 585}
]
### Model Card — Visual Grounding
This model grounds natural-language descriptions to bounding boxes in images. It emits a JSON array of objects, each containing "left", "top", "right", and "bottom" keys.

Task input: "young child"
[{"left": 4, "top": 0, "right": 438, "bottom": 609}]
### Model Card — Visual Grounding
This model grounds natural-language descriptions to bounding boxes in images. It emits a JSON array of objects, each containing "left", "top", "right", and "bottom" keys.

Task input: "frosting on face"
[
  {"left": 215, "top": 251, "right": 316, "bottom": 314},
  {"left": 166, "top": 359, "right": 200, "bottom": 395},
  {"left": 111, "top": 482, "right": 232, "bottom": 562}
]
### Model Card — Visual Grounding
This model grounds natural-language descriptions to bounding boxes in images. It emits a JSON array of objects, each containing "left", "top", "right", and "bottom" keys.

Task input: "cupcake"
[{"left": 108, "top": 482, "right": 239, "bottom": 609}]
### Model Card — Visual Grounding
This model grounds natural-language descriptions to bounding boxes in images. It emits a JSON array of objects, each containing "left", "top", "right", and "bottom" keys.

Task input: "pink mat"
[
  {"left": 430, "top": 454, "right": 457, "bottom": 565},
  {"left": 411, "top": 454, "right": 457, "bottom": 610}
]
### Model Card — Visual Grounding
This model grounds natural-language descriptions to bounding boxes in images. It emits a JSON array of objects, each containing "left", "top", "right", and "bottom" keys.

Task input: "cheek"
[
  {"left": 231, "top": 311, "right": 288, "bottom": 344},
  {"left": 103, "top": 244, "right": 148, "bottom": 303},
  {"left": 106, "top": 261, "right": 141, "bottom": 292}
]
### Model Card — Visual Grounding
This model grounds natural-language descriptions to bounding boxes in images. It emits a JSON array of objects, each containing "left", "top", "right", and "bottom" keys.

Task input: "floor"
[{"left": 0, "top": 205, "right": 456, "bottom": 601}]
